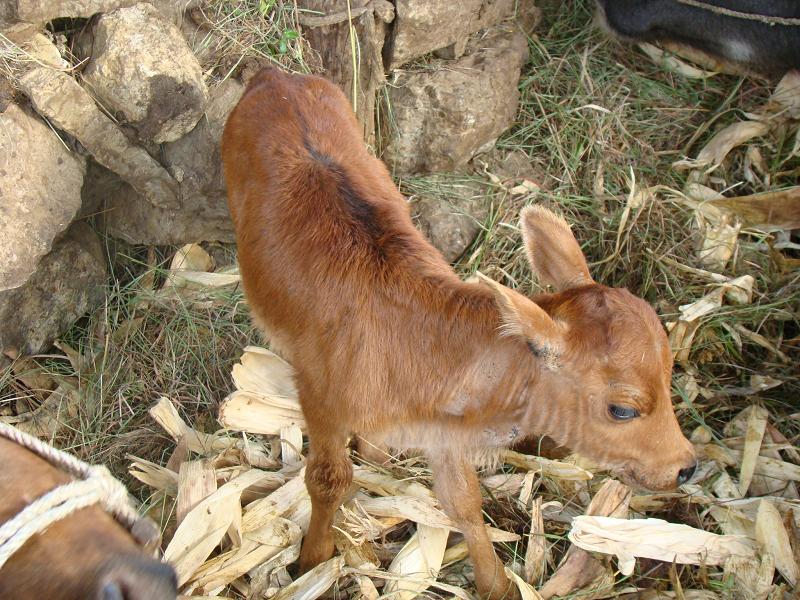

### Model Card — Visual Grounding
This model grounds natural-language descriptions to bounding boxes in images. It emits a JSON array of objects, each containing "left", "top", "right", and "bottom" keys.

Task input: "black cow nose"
[{"left": 677, "top": 462, "right": 697, "bottom": 485}]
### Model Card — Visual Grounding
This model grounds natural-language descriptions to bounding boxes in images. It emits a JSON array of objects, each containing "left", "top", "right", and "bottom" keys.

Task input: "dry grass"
[
  {"left": 1, "top": 0, "right": 798, "bottom": 598},
  {"left": 184, "top": 0, "right": 312, "bottom": 84},
  {"left": 1, "top": 243, "right": 257, "bottom": 487}
]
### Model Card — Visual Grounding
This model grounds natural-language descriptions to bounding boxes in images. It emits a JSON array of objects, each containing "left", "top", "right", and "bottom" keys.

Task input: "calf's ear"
[
  {"left": 476, "top": 272, "right": 563, "bottom": 370},
  {"left": 521, "top": 206, "right": 593, "bottom": 292}
]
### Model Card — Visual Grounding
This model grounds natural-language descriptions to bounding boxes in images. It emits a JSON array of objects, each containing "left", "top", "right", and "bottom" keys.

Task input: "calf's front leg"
[
  {"left": 298, "top": 420, "right": 352, "bottom": 572},
  {"left": 429, "top": 451, "right": 518, "bottom": 600}
]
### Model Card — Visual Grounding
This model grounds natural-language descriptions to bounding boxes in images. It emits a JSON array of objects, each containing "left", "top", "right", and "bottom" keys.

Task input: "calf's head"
[{"left": 481, "top": 206, "right": 696, "bottom": 491}]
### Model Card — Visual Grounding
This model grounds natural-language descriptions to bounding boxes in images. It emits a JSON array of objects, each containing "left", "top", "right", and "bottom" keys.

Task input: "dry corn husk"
[
  {"left": 165, "top": 468, "right": 270, "bottom": 585},
  {"left": 638, "top": 42, "right": 718, "bottom": 79},
  {"left": 698, "top": 216, "right": 739, "bottom": 271},
  {"left": 170, "top": 243, "right": 215, "bottom": 273},
  {"left": 383, "top": 524, "right": 449, "bottom": 600},
  {"left": 160, "top": 244, "right": 240, "bottom": 299},
  {"left": 352, "top": 468, "right": 435, "bottom": 500},
  {"left": 706, "top": 187, "right": 800, "bottom": 232},
  {"left": 242, "top": 468, "right": 311, "bottom": 533},
  {"left": 540, "top": 480, "right": 630, "bottom": 598},
  {"left": 219, "top": 390, "right": 306, "bottom": 436},
  {"left": 667, "top": 288, "right": 723, "bottom": 362},
  {"left": 167, "top": 269, "right": 241, "bottom": 288},
  {"left": 150, "top": 397, "right": 274, "bottom": 467},
  {"left": 724, "top": 553, "right": 775, "bottom": 600},
  {"left": 509, "top": 179, "right": 541, "bottom": 196},
  {"left": 219, "top": 347, "right": 306, "bottom": 435},
  {"left": 271, "top": 556, "right": 346, "bottom": 600},
  {"left": 248, "top": 544, "right": 301, "bottom": 598},
  {"left": 506, "top": 566, "right": 546, "bottom": 600},
  {"left": 280, "top": 424, "right": 304, "bottom": 468},
  {"left": 231, "top": 346, "right": 297, "bottom": 398},
  {"left": 354, "top": 494, "right": 518, "bottom": 541},
  {"left": 674, "top": 121, "right": 770, "bottom": 173},
  {"left": 177, "top": 459, "right": 217, "bottom": 526},
  {"left": 667, "top": 274, "right": 756, "bottom": 362},
  {"left": 702, "top": 444, "right": 800, "bottom": 482},
  {"left": 755, "top": 499, "right": 798, "bottom": 586},
  {"left": 568, "top": 516, "right": 756, "bottom": 574},
  {"left": 707, "top": 504, "right": 755, "bottom": 538},
  {"left": 189, "top": 518, "right": 301, "bottom": 593},
  {"left": 503, "top": 450, "right": 594, "bottom": 481},
  {"left": 356, "top": 495, "right": 453, "bottom": 529},
  {"left": 771, "top": 70, "right": 800, "bottom": 119},
  {"left": 739, "top": 406, "right": 769, "bottom": 497},
  {"left": 129, "top": 456, "right": 179, "bottom": 495},
  {"left": 524, "top": 497, "right": 548, "bottom": 585}
]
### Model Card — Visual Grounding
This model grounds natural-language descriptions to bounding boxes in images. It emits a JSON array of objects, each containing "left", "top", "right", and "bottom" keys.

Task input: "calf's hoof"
[{"left": 298, "top": 538, "right": 335, "bottom": 574}]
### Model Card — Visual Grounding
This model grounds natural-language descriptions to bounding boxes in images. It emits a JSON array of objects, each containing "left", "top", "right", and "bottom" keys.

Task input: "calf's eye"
[{"left": 609, "top": 404, "right": 640, "bottom": 421}]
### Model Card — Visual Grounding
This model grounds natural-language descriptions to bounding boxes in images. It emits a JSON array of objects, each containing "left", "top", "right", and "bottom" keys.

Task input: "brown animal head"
[
  {"left": 0, "top": 437, "right": 176, "bottom": 600},
  {"left": 479, "top": 206, "right": 696, "bottom": 491}
]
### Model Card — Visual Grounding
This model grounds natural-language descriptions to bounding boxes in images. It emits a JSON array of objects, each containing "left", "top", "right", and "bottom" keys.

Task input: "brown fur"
[
  {"left": 0, "top": 438, "right": 176, "bottom": 600},
  {"left": 222, "top": 67, "right": 696, "bottom": 600}
]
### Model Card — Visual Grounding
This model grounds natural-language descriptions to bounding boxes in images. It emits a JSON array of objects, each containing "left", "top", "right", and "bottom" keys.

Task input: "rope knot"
[{"left": 87, "top": 465, "right": 131, "bottom": 508}]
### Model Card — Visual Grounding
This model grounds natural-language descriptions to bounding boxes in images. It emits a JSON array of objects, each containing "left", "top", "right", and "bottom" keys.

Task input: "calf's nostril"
[{"left": 676, "top": 461, "right": 697, "bottom": 485}]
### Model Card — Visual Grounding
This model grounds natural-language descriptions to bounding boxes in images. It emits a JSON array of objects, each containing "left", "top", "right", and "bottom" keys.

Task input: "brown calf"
[
  {"left": 0, "top": 437, "right": 176, "bottom": 600},
  {"left": 222, "top": 67, "right": 696, "bottom": 599}
]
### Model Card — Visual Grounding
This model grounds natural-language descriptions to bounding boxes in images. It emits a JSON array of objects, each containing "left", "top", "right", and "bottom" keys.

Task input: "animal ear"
[
  {"left": 476, "top": 272, "right": 564, "bottom": 369},
  {"left": 520, "top": 205, "right": 593, "bottom": 291}
]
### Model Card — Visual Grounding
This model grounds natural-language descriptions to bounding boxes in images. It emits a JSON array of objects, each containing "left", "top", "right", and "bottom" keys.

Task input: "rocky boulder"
[
  {"left": 11, "top": 0, "right": 135, "bottom": 23},
  {"left": 0, "top": 3, "right": 14, "bottom": 26},
  {"left": 0, "top": 222, "right": 106, "bottom": 356},
  {"left": 0, "top": 103, "right": 86, "bottom": 292},
  {"left": 410, "top": 176, "right": 492, "bottom": 263},
  {"left": 385, "top": 0, "right": 538, "bottom": 69},
  {"left": 9, "top": 0, "right": 190, "bottom": 24},
  {"left": 382, "top": 27, "right": 529, "bottom": 175},
  {"left": 91, "top": 79, "right": 244, "bottom": 244},
  {"left": 20, "top": 65, "right": 179, "bottom": 209},
  {"left": 80, "top": 2, "right": 208, "bottom": 144},
  {"left": 162, "top": 78, "right": 243, "bottom": 212}
]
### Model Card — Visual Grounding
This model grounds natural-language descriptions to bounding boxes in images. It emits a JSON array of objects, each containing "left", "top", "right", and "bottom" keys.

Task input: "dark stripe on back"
[{"left": 302, "top": 137, "right": 385, "bottom": 242}]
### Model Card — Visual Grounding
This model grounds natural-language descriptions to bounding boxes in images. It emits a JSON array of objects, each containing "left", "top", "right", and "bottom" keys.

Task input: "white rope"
[{"left": 0, "top": 422, "right": 158, "bottom": 569}]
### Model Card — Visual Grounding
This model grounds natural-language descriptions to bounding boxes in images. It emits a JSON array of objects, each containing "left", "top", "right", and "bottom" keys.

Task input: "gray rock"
[
  {"left": 13, "top": 0, "right": 134, "bottom": 23},
  {"left": 0, "top": 104, "right": 86, "bottom": 292},
  {"left": 411, "top": 176, "right": 491, "bottom": 263},
  {"left": 0, "top": 77, "right": 13, "bottom": 111},
  {"left": 1, "top": 2, "right": 16, "bottom": 27},
  {"left": 385, "top": 0, "right": 538, "bottom": 69},
  {"left": 163, "top": 78, "right": 242, "bottom": 207},
  {"left": 81, "top": 2, "right": 208, "bottom": 144},
  {"left": 12, "top": 0, "right": 194, "bottom": 27},
  {"left": 0, "top": 222, "right": 106, "bottom": 356},
  {"left": 93, "top": 79, "right": 244, "bottom": 244},
  {"left": 383, "top": 27, "right": 529, "bottom": 175},
  {"left": 20, "top": 65, "right": 179, "bottom": 209}
]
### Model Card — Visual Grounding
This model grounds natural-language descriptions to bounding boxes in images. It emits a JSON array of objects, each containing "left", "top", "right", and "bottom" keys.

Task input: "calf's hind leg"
[{"left": 298, "top": 416, "right": 352, "bottom": 572}]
